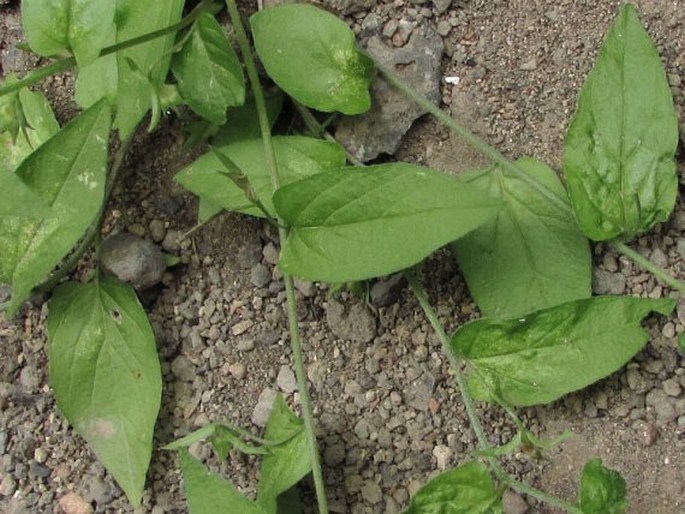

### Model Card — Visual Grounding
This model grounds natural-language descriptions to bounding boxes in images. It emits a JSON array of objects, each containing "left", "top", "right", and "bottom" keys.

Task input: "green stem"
[
  {"left": 292, "top": 101, "right": 365, "bottom": 166},
  {"left": 226, "top": 2, "right": 329, "bottom": 513},
  {"left": 404, "top": 268, "right": 582, "bottom": 514},
  {"left": 611, "top": 241, "right": 685, "bottom": 294},
  {"left": 0, "top": 0, "right": 214, "bottom": 97},
  {"left": 372, "top": 58, "right": 571, "bottom": 214}
]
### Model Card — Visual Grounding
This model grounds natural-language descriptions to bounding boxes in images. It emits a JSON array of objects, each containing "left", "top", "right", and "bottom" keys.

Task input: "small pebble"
[
  {"left": 662, "top": 322, "right": 676, "bottom": 339},
  {"left": 436, "top": 20, "right": 452, "bottom": 36},
  {"left": 663, "top": 378, "right": 682, "bottom": 397},
  {"left": 277, "top": 365, "right": 298, "bottom": 393},
  {"left": 360, "top": 480, "right": 383, "bottom": 504},
  {"left": 228, "top": 362, "right": 247, "bottom": 380},
  {"left": 232, "top": 320, "right": 254, "bottom": 336},
  {"left": 250, "top": 264, "right": 271, "bottom": 288},
  {"left": 127, "top": 223, "right": 146, "bottom": 237},
  {"left": 162, "top": 229, "right": 182, "bottom": 253},
  {"left": 251, "top": 388, "right": 278, "bottom": 426},
  {"left": 58, "top": 493, "right": 93, "bottom": 514},
  {"left": 0, "top": 473, "right": 17, "bottom": 496},
  {"left": 519, "top": 57, "right": 538, "bottom": 70},
  {"left": 148, "top": 219, "right": 166, "bottom": 242},
  {"left": 432, "top": 444, "right": 452, "bottom": 470},
  {"left": 34, "top": 447, "right": 48, "bottom": 464},
  {"left": 236, "top": 339, "right": 255, "bottom": 352}
]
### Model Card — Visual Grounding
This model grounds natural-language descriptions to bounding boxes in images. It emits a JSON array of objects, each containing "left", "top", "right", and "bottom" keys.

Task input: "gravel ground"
[{"left": 1, "top": 1, "right": 685, "bottom": 513}]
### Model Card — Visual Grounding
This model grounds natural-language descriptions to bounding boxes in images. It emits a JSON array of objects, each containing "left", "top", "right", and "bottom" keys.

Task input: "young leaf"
[
  {"left": 453, "top": 158, "right": 591, "bottom": 319},
  {"left": 0, "top": 172, "right": 53, "bottom": 219},
  {"left": 0, "top": 86, "right": 60, "bottom": 175},
  {"left": 275, "top": 164, "right": 501, "bottom": 282},
  {"left": 579, "top": 459, "right": 628, "bottom": 514},
  {"left": 564, "top": 4, "right": 678, "bottom": 241},
  {"left": 198, "top": 197, "right": 224, "bottom": 223},
  {"left": 250, "top": 4, "right": 373, "bottom": 115},
  {"left": 163, "top": 425, "right": 218, "bottom": 451},
  {"left": 451, "top": 296, "right": 674, "bottom": 407},
  {"left": 257, "top": 395, "right": 310, "bottom": 512},
  {"left": 175, "top": 136, "right": 346, "bottom": 218},
  {"left": 1, "top": 100, "right": 110, "bottom": 314},
  {"left": 47, "top": 274, "right": 162, "bottom": 506},
  {"left": 75, "top": 0, "right": 184, "bottom": 139},
  {"left": 404, "top": 461, "right": 503, "bottom": 514},
  {"left": 171, "top": 12, "right": 245, "bottom": 125},
  {"left": 21, "top": 0, "right": 115, "bottom": 66},
  {"left": 179, "top": 450, "right": 268, "bottom": 514}
]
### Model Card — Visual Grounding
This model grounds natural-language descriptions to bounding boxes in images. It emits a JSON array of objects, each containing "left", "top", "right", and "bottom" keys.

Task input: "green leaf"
[
  {"left": 1, "top": 100, "right": 110, "bottom": 314},
  {"left": 171, "top": 12, "right": 245, "bottom": 124},
  {"left": 163, "top": 425, "right": 218, "bottom": 451},
  {"left": 75, "top": 0, "right": 184, "bottom": 139},
  {"left": 453, "top": 158, "right": 591, "bottom": 319},
  {"left": 0, "top": 86, "right": 60, "bottom": 174},
  {"left": 250, "top": 4, "right": 373, "bottom": 115},
  {"left": 275, "top": 163, "right": 501, "bottom": 282},
  {"left": 257, "top": 395, "right": 310, "bottom": 512},
  {"left": 21, "top": 0, "right": 115, "bottom": 66},
  {"left": 579, "top": 459, "right": 628, "bottom": 514},
  {"left": 212, "top": 92, "right": 284, "bottom": 146},
  {"left": 47, "top": 274, "right": 162, "bottom": 506},
  {"left": 0, "top": 172, "right": 53, "bottom": 219},
  {"left": 179, "top": 450, "right": 268, "bottom": 514},
  {"left": 564, "top": 4, "right": 678, "bottom": 241},
  {"left": 404, "top": 461, "right": 503, "bottom": 514},
  {"left": 679, "top": 332, "right": 685, "bottom": 355},
  {"left": 198, "top": 197, "right": 224, "bottom": 223},
  {"left": 175, "top": 136, "right": 346, "bottom": 218},
  {"left": 451, "top": 296, "right": 674, "bottom": 407}
]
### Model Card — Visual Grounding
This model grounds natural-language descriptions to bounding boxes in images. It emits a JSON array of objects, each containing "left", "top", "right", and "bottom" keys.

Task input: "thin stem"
[
  {"left": 36, "top": 136, "right": 134, "bottom": 293},
  {"left": 226, "top": 2, "right": 329, "bottom": 513},
  {"left": 292, "top": 101, "right": 365, "bottom": 166},
  {"left": 372, "top": 58, "right": 571, "bottom": 214},
  {"left": 612, "top": 241, "right": 685, "bottom": 294},
  {"left": 0, "top": 0, "right": 213, "bottom": 97},
  {"left": 404, "top": 268, "right": 582, "bottom": 514}
]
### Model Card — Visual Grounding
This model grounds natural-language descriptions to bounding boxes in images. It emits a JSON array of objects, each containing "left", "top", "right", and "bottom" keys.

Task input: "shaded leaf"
[
  {"left": 251, "top": 4, "right": 373, "bottom": 114},
  {"left": 47, "top": 274, "right": 162, "bottom": 506},
  {"left": 453, "top": 158, "right": 591, "bottom": 319},
  {"left": 175, "top": 136, "right": 346, "bottom": 218},
  {"left": 579, "top": 459, "right": 628, "bottom": 514},
  {"left": 564, "top": 4, "right": 678, "bottom": 241},
  {"left": 75, "top": 0, "right": 184, "bottom": 139},
  {"left": 257, "top": 395, "right": 310, "bottom": 512},
  {"left": 1, "top": 100, "right": 110, "bottom": 314},
  {"left": 451, "top": 296, "right": 674, "bottom": 406},
  {"left": 404, "top": 461, "right": 503, "bottom": 514},
  {"left": 172, "top": 12, "right": 245, "bottom": 124},
  {"left": 21, "top": 0, "right": 115, "bottom": 66},
  {"left": 212, "top": 92, "right": 284, "bottom": 146},
  {"left": 180, "top": 450, "right": 268, "bottom": 514},
  {"left": 275, "top": 164, "right": 501, "bottom": 282}
]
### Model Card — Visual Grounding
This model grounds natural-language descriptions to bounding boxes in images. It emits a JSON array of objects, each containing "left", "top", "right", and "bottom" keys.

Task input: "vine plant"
[{"left": 0, "top": 1, "right": 682, "bottom": 513}]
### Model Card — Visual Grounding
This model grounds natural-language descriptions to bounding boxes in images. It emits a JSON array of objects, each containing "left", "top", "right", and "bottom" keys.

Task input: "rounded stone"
[{"left": 100, "top": 233, "right": 166, "bottom": 290}]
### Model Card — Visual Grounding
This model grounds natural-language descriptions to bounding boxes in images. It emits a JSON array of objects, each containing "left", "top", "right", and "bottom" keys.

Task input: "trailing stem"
[
  {"left": 611, "top": 241, "right": 685, "bottom": 295},
  {"left": 404, "top": 268, "right": 583, "bottom": 514},
  {"left": 226, "top": 1, "right": 329, "bottom": 513}
]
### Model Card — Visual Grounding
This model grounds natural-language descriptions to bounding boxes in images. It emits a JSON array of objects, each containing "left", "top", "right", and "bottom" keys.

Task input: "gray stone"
[
  {"left": 650, "top": 247, "right": 669, "bottom": 268},
  {"left": 326, "top": 300, "right": 377, "bottom": 343},
  {"left": 0, "top": 474, "right": 17, "bottom": 497},
  {"left": 370, "top": 273, "right": 406, "bottom": 307},
  {"left": 250, "top": 264, "right": 271, "bottom": 288},
  {"left": 436, "top": 20, "right": 452, "bottom": 36},
  {"left": 360, "top": 480, "right": 383, "bottom": 504},
  {"left": 433, "top": 0, "right": 452, "bottom": 15},
  {"left": 294, "top": 278, "right": 315, "bottom": 297},
  {"left": 161, "top": 229, "right": 182, "bottom": 253},
  {"left": 336, "top": 26, "right": 444, "bottom": 162},
  {"left": 592, "top": 268, "right": 626, "bottom": 295},
  {"left": 646, "top": 388, "right": 677, "bottom": 425},
  {"left": 252, "top": 388, "right": 278, "bottom": 427},
  {"left": 663, "top": 378, "right": 682, "bottom": 397},
  {"left": 323, "top": 442, "right": 346, "bottom": 466},
  {"left": 171, "top": 355, "right": 195, "bottom": 383},
  {"left": 322, "top": 0, "right": 375, "bottom": 15},
  {"left": 100, "top": 233, "right": 166, "bottom": 290},
  {"left": 19, "top": 366, "right": 39, "bottom": 390},
  {"left": 276, "top": 365, "right": 298, "bottom": 393},
  {"left": 404, "top": 372, "right": 436, "bottom": 410},
  {"left": 228, "top": 362, "right": 246, "bottom": 380},
  {"left": 148, "top": 219, "right": 166, "bottom": 242},
  {"left": 502, "top": 490, "right": 529, "bottom": 514}
]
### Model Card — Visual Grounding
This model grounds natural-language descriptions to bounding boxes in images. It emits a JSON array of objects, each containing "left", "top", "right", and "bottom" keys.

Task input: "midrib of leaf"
[{"left": 618, "top": 14, "right": 629, "bottom": 235}]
